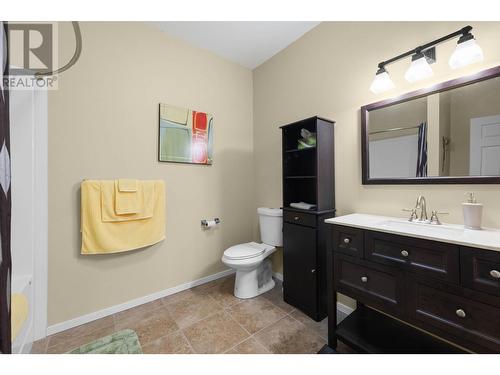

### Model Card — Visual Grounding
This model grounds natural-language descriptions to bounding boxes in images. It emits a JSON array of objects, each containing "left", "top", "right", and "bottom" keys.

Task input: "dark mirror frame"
[{"left": 361, "top": 65, "right": 500, "bottom": 185}]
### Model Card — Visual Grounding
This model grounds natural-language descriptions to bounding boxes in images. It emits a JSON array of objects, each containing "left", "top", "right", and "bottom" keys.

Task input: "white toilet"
[{"left": 222, "top": 207, "right": 283, "bottom": 299}]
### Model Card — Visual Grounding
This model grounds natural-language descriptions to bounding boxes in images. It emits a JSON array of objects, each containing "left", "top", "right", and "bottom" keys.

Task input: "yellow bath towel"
[
  {"left": 81, "top": 180, "right": 165, "bottom": 254},
  {"left": 11, "top": 293, "right": 29, "bottom": 341},
  {"left": 100, "top": 181, "right": 154, "bottom": 222}
]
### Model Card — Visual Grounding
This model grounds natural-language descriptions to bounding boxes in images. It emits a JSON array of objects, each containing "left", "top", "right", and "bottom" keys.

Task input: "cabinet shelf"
[
  {"left": 335, "top": 305, "right": 466, "bottom": 354},
  {"left": 284, "top": 175, "right": 316, "bottom": 179},
  {"left": 284, "top": 147, "right": 316, "bottom": 153}
]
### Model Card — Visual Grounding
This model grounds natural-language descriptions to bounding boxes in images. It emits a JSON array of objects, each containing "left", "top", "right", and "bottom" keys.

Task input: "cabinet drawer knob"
[
  {"left": 401, "top": 250, "right": 409, "bottom": 257},
  {"left": 456, "top": 309, "right": 466, "bottom": 318},
  {"left": 343, "top": 238, "right": 351, "bottom": 244},
  {"left": 490, "top": 270, "right": 500, "bottom": 279},
  {"left": 361, "top": 276, "right": 368, "bottom": 283},
  {"left": 294, "top": 216, "right": 299, "bottom": 221},
  {"left": 311, "top": 269, "right": 316, "bottom": 273}
]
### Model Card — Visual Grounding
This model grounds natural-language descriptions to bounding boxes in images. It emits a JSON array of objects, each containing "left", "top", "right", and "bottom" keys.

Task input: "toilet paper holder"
[{"left": 201, "top": 218, "right": 221, "bottom": 227}]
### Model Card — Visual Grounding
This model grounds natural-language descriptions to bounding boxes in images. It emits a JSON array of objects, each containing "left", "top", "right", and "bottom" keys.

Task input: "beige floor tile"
[
  {"left": 226, "top": 337, "right": 270, "bottom": 354},
  {"left": 227, "top": 297, "right": 286, "bottom": 334},
  {"left": 183, "top": 311, "right": 249, "bottom": 354},
  {"left": 47, "top": 325, "right": 115, "bottom": 353},
  {"left": 142, "top": 331, "right": 193, "bottom": 354},
  {"left": 254, "top": 316, "right": 326, "bottom": 354},
  {"left": 204, "top": 276, "right": 242, "bottom": 308},
  {"left": 163, "top": 289, "right": 222, "bottom": 329},
  {"left": 290, "top": 309, "right": 328, "bottom": 340},
  {"left": 47, "top": 315, "right": 115, "bottom": 353},
  {"left": 336, "top": 340, "right": 356, "bottom": 354},
  {"left": 261, "top": 281, "right": 295, "bottom": 314},
  {"left": 115, "top": 306, "right": 179, "bottom": 345},
  {"left": 113, "top": 299, "right": 164, "bottom": 325},
  {"left": 30, "top": 338, "right": 48, "bottom": 354}
]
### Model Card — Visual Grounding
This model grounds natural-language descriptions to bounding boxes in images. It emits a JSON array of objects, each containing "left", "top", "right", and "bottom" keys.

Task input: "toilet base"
[{"left": 233, "top": 260, "right": 275, "bottom": 299}]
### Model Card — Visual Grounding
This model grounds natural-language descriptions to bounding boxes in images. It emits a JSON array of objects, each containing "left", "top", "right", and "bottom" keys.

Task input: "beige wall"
[
  {"left": 48, "top": 22, "right": 255, "bottom": 325},
  {"left": 253, "top": 22, "right": 500, "bottom": 304}
]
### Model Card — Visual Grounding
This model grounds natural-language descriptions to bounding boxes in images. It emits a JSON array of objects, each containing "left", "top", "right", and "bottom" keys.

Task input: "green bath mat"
[{"left": 68, "top": 329, "right": 143, "bottom": 354}]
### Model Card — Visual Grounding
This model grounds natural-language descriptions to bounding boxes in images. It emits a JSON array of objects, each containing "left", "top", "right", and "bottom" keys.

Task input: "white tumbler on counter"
[{"left": 463, "top": 192, "right": 483, "bottom": 230}]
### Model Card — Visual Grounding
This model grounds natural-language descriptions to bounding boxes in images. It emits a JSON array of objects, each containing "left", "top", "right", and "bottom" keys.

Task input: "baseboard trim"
[
  {"left": 336, "top": 302, "right": 354, "bottom": 322},
  {"left": 272, "top": 272, "right": 283, "bottom": 282},
  {"left": 46, "top": 268, "right": 235, "bottom": 336},
  {"left": 271, "top": 272, "right": 354, "bottom": 321}
]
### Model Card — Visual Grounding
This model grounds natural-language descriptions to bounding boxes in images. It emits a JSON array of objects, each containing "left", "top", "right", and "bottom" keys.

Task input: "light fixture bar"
[{"left": 376, "top": 25, "right": 472, "bottom": 71}]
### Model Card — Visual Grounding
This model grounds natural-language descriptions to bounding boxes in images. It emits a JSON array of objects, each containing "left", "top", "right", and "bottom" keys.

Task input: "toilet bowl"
[{"left": 221, "top": 208, "right": 282, "bottom": 299}]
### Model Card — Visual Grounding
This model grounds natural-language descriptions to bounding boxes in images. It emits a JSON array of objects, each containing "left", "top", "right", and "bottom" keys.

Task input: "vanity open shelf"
[
  {"left": 335, "top": 305, "right": 465, "bottom": 353},
  {"left": 326, "top": 214, "right": 500, "bottom": 353}
]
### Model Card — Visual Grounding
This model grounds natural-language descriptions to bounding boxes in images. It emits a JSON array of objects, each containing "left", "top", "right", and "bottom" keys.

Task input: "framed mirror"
[{"left": 361, "top": 65, "right": 500, "bottom": 184}]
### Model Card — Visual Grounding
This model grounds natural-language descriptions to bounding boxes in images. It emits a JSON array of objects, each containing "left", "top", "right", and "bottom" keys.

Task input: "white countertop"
[{"left": 325, "top": 213, "right": 500, "bottom": 253}]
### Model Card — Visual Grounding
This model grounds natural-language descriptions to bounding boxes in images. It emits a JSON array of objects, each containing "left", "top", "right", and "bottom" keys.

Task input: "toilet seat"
[{"left": 223, "top": 242, "right": 273, "bottom": 260}]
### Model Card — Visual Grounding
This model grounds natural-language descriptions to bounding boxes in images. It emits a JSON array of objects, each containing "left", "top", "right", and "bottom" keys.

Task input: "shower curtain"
[
  {"left": 0, "top": 21, "right": 12, "bottom": 354},
  {"left": 416, "top": 122, "right": 428, "bottom": 178}
]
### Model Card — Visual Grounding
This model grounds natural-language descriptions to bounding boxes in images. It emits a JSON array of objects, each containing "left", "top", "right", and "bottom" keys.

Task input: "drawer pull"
[
  {"left": 401, "top": 250, "right": 409, "bottom": 257},
  {"left": 455, "top": 309, "right": 466, "bottom": 318},
  {"left": 311, "top": 269, "right": 316, "bottom": 274},
  {"left": 294, "top": 216, "right": 299, "bottom": 221},
  {"left": 490, "top": 270, "right": 500, "bottom": 279},
  {"left": 343, "top": 238, "right": 351, "bottom": 244},
  {"left": 361, "top": 276, "right": 368, "bottom": 283}
]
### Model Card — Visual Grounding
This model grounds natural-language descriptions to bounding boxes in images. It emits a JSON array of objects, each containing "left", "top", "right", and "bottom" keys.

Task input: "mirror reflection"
[{"left": 368, "top": 76, "right": 500, "bottom": 179}]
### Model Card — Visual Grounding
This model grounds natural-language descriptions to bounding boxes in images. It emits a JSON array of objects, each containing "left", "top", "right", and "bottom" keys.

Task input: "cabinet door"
[{"left": 283, "top": 222, "right": 318, "bottom": 319}]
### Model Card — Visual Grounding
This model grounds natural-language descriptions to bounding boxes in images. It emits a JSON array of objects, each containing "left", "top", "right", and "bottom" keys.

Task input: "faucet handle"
[
  {"left": 402, "top": 208, "right": 418, "bottom": 222},
  {"left": 428, "top": 210, "right": 449, "bottom": 225}
]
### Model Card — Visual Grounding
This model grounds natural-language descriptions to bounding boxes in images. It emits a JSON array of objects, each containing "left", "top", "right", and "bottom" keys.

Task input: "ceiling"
[{"left": 151, "top": 21, "right": 320, "bottom": 69}]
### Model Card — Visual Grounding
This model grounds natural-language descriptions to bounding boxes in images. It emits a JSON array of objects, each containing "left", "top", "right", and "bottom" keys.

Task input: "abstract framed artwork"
[{"left": 158, "top": 103, "right": 213, "bottom": 165}]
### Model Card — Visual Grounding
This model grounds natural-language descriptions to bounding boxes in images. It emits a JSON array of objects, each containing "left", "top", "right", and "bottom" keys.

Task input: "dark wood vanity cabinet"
[
  {"left": 280, "top": 117, "right": 335, "bottom": 321},
  {"left": 283, "top": 212, "right": 333, "bottom": 321},
  {"left": 329, "top": 225, "right": 500, "bottom": 353}
]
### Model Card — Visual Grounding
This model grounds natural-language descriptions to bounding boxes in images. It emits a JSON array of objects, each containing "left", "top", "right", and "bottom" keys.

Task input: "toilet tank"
[{"left": 257, "top": 207, "right": 283, "bottom": 247}]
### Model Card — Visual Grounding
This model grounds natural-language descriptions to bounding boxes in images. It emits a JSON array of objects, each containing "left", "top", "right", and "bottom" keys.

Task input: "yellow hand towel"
[
  {"left": 100, "top": 181, "right": 154, "bottom": 222},
  {"left": 118, "top": 179, "right": 137, "bottom": 192},
  {"left": 11, "top": 293, "right": 29, "bottom": 341},
  {"left": 81, "top": 180, "right": 165, "bottom": 254},
  {"left": 115, "top": 179, "right": 139, "bottom": 214}
]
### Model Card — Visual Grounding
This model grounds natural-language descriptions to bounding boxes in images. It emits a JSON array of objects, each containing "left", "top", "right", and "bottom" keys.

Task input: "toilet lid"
[{"left": 224, "top": 242, "right": 268, "bottom": 260}]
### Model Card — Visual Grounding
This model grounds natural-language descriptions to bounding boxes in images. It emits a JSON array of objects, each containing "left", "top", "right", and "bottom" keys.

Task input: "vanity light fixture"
[
  {"left": 404, "top": 52, "right": 434, "bottom": 83},
  {"left": 449, "top": 31, "right": 484, "bottom": 69},
  {"left": 369, "top": 66, "right": 395, "bottom": 94},
  {"left": 369, "top": 25, "right": 483, "bottom": 93}
]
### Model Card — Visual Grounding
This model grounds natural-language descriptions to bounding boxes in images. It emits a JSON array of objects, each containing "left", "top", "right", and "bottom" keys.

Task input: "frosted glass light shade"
[
  {"left": 370, "top": 70, "right": 395, "bottom": 94},
  {"left": 404, "top": 56, "right": 433, "bottom": 83},
  {"left": 449, "top": 39, "right": 484, "bottom": 69}
]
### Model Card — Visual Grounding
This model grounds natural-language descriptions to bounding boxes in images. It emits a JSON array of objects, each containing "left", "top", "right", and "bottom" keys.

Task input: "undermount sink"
[{"left": 377, "top": 219, "right": 465, "bottom": 236}]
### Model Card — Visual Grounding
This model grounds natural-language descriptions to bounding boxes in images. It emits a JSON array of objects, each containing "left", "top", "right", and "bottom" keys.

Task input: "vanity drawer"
[
  {"left": 461, "top": 247, "right": 500, "bottom": 297},
  {"left": 364, "top": 231, "right": 459, "bottom": 283},
  {"left": 332, "top": 225, "right": 363, "bottom": 258},
  {"left": 335, "top": 256, "right": 403, "bottom": 314},
  {"left": 284, "top": 210, "right": 316, "bottom": 228},
  {"left": 409, "top": 279, "right": 500, "bottom": 352}
]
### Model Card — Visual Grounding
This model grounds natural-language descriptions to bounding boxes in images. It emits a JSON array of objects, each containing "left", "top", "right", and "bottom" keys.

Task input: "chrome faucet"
[{"left": 415, "top": 195, "right": 428, "bottom": 222}]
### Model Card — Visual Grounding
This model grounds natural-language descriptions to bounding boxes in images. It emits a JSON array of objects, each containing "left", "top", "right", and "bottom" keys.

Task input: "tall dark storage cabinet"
[{"left": 280, "top": 116, "right": 335, "bottom": 321}]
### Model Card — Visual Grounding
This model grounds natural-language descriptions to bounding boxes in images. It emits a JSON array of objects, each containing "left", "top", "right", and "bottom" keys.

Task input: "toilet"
[{"left": 222, "top": 207, "right": 283, "bottom": 299}]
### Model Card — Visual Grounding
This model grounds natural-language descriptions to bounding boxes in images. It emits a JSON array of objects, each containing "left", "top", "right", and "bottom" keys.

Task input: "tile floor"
[{"left": 31, "top": 276, "right": 354, "bottom": 354}]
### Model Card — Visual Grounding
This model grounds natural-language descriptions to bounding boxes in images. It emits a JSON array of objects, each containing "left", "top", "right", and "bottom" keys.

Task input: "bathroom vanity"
[{"left": 326, "top": 214, "right": 500, "bottom": 353}]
